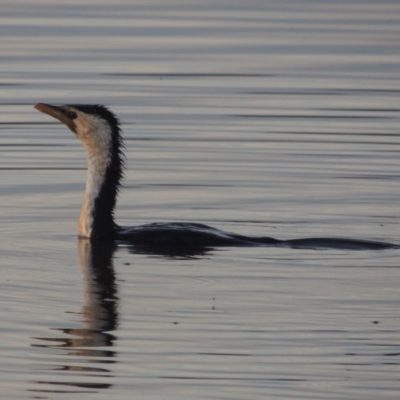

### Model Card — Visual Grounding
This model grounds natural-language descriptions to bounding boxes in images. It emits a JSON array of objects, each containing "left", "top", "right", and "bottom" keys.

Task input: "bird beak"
[{"left": 34, "top": 103, "right": 77, "bottom": 133}]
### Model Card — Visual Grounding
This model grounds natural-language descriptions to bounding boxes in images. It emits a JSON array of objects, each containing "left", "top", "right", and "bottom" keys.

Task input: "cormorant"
[{"left": 34, "top": 103, "right": 396, "bottom": 251}]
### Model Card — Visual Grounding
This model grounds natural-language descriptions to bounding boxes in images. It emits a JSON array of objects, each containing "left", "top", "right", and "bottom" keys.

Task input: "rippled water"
[{"left": 1, "top": 1, "right": 400, "bottom": 399}]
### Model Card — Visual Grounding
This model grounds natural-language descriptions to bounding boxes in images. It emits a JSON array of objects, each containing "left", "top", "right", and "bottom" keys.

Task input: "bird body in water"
[{"left": 34, "top": 103, "right": 396, "bottom": 251}]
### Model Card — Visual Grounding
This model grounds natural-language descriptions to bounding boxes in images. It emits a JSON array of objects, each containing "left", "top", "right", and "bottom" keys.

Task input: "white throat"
[{"left": 76, "top": 115, "right": 112, "bottom": 238}]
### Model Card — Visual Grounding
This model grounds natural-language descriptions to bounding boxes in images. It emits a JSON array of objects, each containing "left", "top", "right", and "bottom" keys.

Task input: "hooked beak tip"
[
  {"left": 34, "top": 103, "right": 47, "bottom": 113},
  {"left": 34, "top": 102, "right": 77, "bottom": 133}
]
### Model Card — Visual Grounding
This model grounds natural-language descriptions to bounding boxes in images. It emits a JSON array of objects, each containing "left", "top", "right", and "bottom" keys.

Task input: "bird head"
[
  {"left": 34, "top": 103, "right": 121, "bottom": 154},
  {"left": 35, "top": 102, "right": 124, "bottom": 239}
]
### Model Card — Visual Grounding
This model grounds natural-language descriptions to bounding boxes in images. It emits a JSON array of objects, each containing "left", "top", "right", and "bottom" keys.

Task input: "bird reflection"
[
  {"left": 77, "top": 239, "right": 119, "bottom": 336},
  {"left": 29, "top": 238, "right": 214, "bottom": 395},
  {"left": 127, "top": 243, "right": 215, "bottom": 259},
  {"left": 30, "top": 239, "right": 118, "bottom": 394}
]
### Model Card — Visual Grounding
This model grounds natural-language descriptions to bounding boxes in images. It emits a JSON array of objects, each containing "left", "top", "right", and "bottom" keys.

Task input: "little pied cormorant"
[{"left": 34, "top": 103, "right": 396, "bottom": 251}]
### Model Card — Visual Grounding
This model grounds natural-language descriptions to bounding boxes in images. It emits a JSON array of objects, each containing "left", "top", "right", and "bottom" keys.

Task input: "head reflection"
[
  {"left": 30, "top": 239, "right": 213, "bottom": 395},
  {"left": 30, "top": 239, "right": 118, "bottom": 394}
]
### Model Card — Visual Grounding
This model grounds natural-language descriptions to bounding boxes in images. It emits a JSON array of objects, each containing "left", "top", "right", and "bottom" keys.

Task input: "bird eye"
[{"left": 67, "top": 111, "right": 78, "bottom": 120}]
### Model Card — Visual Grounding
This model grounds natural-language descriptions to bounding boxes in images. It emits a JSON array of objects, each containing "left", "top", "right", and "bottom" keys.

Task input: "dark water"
[{"left": 1, "top": 1, "right": 400, "bottom": 399}]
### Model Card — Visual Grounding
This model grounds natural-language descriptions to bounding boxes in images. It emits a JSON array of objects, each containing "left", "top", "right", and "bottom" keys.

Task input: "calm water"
[{"left": 1, "top": 1, "right": 400, "bottom": 399}]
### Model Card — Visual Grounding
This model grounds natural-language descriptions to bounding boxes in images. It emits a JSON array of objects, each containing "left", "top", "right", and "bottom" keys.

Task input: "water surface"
[{"left": 1, "top": 1, "right": 400, "bottom": 399}]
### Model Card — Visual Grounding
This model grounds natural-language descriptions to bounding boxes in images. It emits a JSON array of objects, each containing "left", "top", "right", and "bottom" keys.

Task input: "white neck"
[
  {"left": 76, "top": 121, "right": 112, "bottom": 238},
  {"left": 78, "top": 156, "right": 109, "bottom": 237}
]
